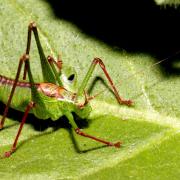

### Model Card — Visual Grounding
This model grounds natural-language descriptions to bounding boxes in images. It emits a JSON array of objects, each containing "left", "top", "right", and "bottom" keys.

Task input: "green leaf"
[
  {"left": 0, "top": 0, "right": 180, "bottom": 180},
  {"left": 155, "top": 0, "right": 180, "bottom": 6}
]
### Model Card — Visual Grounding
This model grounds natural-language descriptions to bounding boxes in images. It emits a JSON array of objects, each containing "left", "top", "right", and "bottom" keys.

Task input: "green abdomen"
[{"left": 0, "top": 75, "right": 32, "bottom": 112}]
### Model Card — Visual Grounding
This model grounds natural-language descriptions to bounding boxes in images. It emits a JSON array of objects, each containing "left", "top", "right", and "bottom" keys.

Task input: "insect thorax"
[
  {"left": 34, "top": 83, "right": 92, "bottom": 120},
  {"left": 37, "top": 83, "right": 75, "bottom": 102}
]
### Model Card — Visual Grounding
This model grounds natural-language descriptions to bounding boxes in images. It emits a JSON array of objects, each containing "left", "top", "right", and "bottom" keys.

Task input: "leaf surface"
[{"left": 0, "top": 0, "right": 180, "bottom": 179}]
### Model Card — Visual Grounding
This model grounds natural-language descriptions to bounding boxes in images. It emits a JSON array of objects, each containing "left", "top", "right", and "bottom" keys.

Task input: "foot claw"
[
  {"left": 122, "top": 99, "right": 133, "bottom": 106},
  {"left": 4, "top": 151, "right": 12, "bottom": 158},
  {"left": 114, "top": 141, "right": 122, "bottom": 148},
  {"left": 108, "top": 141, "right": 122, "bottom": 148}
]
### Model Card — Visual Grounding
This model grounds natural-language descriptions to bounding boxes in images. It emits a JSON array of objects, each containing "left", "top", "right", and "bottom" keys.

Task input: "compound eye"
[{"left": 68, "top": 74, "right": 75, "bottom": 82}]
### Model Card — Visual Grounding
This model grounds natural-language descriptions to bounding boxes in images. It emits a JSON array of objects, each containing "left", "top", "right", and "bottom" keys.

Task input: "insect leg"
[
  {"left": 77, "top": 90, "right": 102, "bottom": 108},
  {"left": 0, "top": 54, "right": 29, "bottom": 129},
  {"left": 23, "top": 22, "right": 57, "bottom": 84},
  {"left": 77, "top": 58, "right": 132, "bottom": 106},
  {"left": 47, "top": 55, "right": 63, "bottom": 86},
  {"left": 18, "top": 22, "right": 48, "bottom": 113},
  {"left": 65, "top": 112, "right": 121, "bottom": 148},
  {"left": 3, "top": 101, "right": 35, "bottom": 158},
  {"left": 47, "top": 55, "right": 63, "bottom": 72}
]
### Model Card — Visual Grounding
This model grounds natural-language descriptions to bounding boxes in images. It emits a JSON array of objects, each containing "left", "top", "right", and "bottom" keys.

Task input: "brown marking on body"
[{"left": 37, "top": 83, "right": 66, "bottom": 99}]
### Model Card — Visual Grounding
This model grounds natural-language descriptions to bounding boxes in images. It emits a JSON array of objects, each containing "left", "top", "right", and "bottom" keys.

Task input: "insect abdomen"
[{"left": 0, "top": 75, "right": 32, "bottom": 112}]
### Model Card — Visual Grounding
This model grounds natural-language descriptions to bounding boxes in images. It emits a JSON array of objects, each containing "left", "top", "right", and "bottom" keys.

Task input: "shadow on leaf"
[{"left": 0, "top": 102, "right": 109, "bottom": 153}]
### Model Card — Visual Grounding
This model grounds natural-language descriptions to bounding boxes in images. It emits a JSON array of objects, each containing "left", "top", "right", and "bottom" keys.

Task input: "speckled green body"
[
  {"left": 0, "top": 77, "right": 92, "bottom": 121},
  {"left": 33, "top": 92, "right": 92, "bottom": 120}
]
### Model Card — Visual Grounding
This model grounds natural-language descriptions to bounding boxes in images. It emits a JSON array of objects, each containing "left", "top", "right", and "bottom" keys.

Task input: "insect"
[{"left": 0, "top": 22, "right": 132, "bottom": 158}]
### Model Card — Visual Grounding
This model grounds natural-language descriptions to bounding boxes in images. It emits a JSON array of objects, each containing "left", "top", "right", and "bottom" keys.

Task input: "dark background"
[{"left": 45, "top": 0, "right": 180, "bottom": 74}]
